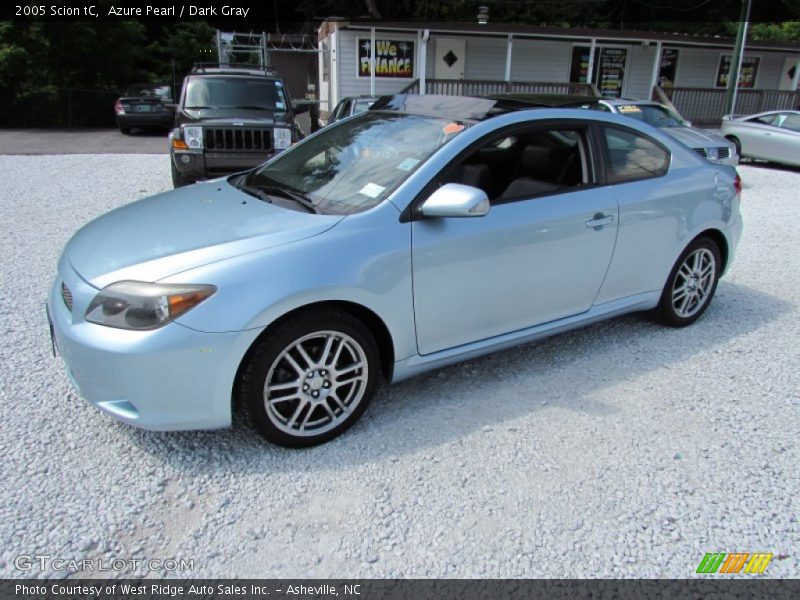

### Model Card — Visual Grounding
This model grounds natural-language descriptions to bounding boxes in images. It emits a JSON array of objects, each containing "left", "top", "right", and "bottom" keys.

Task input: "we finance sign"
[{"left": 358, "top": 39, "right": 415, "bottom": 78}]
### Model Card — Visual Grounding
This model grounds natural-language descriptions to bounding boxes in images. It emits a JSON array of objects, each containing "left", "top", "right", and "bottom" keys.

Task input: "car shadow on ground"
[
  {"left": 122, "top": 129, "right": 171, "bottom": 138},
  {"left": 739, "top": 159, "right": 800, "bottom": 174},
  {"left": 126, "top": 280, "right": 791, "bottom": 470}
]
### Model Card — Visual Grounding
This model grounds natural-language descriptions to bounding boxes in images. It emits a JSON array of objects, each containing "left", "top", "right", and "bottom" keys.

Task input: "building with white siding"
[{"left": 317, "top": 21, "right": 800, "bottom": 123}]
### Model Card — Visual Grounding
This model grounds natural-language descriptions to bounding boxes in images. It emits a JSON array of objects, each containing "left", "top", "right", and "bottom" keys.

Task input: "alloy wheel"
[
  {"left": 671, "top": 247, "right": 716, "bottom": 318},
  {"left": 263, "top": 331, "right": 369, "bottom": 437}
]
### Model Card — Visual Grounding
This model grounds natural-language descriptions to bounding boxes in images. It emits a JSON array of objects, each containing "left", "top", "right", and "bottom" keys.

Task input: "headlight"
[
  {"left": 85, "top": 281, "right": 216, "bottom": 330},
  {"left": 183, "top": 126, "right": 203, "bottom": 149},
  {"left": 273, "top": 127, "right": 291, "bottom": 150}
]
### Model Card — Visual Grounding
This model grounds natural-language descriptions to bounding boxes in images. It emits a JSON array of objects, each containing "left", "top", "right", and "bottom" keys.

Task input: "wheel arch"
[
  {"left": 697, "top": 228, "right": 729, "bottom": 274},
  {"left": 232, "top": 300, "right": 396, "bottom": 412}
]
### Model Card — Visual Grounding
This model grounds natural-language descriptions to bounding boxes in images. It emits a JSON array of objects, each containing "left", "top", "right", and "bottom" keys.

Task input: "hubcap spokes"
[
  {"left": 263, "top": 331, "right": 368, "bottom": 437},
  {"left": 672, "top": 248, "right": 715, "bottom": 318}
]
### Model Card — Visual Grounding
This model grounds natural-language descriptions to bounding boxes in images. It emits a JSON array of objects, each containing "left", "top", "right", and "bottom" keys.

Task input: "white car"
[{"left": 721, "top": 110, "right": 800, "bottom": 168}]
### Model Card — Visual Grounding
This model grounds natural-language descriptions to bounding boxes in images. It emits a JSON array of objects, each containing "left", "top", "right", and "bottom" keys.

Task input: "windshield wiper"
[
  {"left": 256, "top": 185, "right": 319, "bottom": 213},
  {"left": 230, "top": 105, "right": 275, "bottom": 110},
  {"left": 184, "top": 105, "right": 213, "bottom": 110},
  {"left": 234, "top": 175, "right": 318, "bottom": 214}
]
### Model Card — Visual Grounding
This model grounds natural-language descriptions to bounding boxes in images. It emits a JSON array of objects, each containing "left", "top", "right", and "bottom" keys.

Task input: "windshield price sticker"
[
  {"left": 396, "top": 157, "right": 420, "bottom": 171},
  {"left": 358, "top": 183, "right": 386, "bottom": 198},
  {"left": 618, "top": 105, "right": 642, "bottom": 113}
]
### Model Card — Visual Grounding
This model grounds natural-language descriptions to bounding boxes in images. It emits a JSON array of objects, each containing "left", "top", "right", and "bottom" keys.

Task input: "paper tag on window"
[
  {"left": 396, "top": 157, "right": 420, "bottom": 171},
  {"left": 358, "top": 182, "right": 385, "bottom": 198}
]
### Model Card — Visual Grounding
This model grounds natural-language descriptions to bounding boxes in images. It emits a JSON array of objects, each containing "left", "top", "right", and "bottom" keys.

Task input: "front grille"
[
  {"left": 695, "top": 147, "right": 730, "bottom": 161},
  {"left": 61, "top": 282, "right": 73, "bottom": 311},
  {"left": 204, "top": 128, "right": 272, "bottom": 152}
]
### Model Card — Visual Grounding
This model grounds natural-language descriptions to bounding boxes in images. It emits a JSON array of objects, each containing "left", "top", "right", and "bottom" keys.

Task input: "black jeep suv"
[{"left": 169, "top": 64, "right": 305, "bottom": 187}]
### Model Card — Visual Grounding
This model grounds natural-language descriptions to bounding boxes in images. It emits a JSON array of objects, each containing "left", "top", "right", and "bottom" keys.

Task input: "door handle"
[{"left": 586, "top": 214, "right": 615, "bottom": 229}]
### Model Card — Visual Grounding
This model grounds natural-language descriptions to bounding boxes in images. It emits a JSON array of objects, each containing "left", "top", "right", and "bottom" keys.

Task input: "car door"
[
  {"left": 771, "top": 113, "right": 800, "bottom": 163},
  {"left": 411, "top": 123, "right": 619, "bottom": 355},
  {"left": 739, "top": 114, "right": 782, "bottom": 160}
]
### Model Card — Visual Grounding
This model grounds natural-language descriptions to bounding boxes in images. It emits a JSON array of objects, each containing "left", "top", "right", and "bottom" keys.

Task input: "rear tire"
[
  {"left": 238, "top": 309, "right": 380, "bottom": 448},
  {"left": 655, "top": 236, "right": 721, "bottom": 327},
  {"left": 171, "top": 160, "right": 193, "bottom": 188},
  {"left": 119, "top": 125, "right": 132, "bottom": 135}
]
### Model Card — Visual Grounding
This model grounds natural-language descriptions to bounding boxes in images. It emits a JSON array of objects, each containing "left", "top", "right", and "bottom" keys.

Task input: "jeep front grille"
[{"left": 204, "top": 128, "right": 273, "bottom": 152}]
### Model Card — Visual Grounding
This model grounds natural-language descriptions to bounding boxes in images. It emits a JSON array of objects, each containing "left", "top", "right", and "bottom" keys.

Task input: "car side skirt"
[{"left": 391, "top": 290, "right": 661, "bottom": 383}]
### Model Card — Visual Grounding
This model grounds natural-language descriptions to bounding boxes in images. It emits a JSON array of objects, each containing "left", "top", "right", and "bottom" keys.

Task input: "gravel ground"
[{"left": 0, "top": 155, "right": 798, "bottom": 579}]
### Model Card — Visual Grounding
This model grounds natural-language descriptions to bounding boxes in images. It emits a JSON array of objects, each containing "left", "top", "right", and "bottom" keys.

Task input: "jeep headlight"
[
  {"left": 85, "top": 281, "right": 216, "bottom": 330},
  {"left": 274, "top": 128, "right": 291, "bottom": 150},
  {"left": 183, "top": 126, "right": 204, "bottom": 149}
]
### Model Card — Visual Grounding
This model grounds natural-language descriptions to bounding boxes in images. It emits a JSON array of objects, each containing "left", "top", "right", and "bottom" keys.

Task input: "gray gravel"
[{"left": 0, "top": 155, "right": 798, "bottom": 578}]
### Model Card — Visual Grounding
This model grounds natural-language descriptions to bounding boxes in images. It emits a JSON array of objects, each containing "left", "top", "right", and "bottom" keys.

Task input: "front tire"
[
  {"left": 655, "top": 237, "right": 721, "bottom": 327},
  {"left": 238, "top": 309, "right": 380, "bottom": 447},
  {"left": 119, "top": 125, "right": 132, "bottom": 135}
]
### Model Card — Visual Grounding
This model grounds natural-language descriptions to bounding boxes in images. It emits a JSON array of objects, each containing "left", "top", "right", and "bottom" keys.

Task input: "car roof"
[
  {"left": 736, "top": 109, "right": 800, "bottom": 119},
  {"left": 189, "top": 63, "right": 281, "bottom": 79},
  {"left": 369, "top": 93, "right": 600, "bottom": 121}
]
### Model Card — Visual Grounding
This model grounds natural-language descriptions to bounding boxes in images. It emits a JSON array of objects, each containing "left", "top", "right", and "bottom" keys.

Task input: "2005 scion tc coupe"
[{"left": 48, "top": 94, "right": 742, "bottom": 447}]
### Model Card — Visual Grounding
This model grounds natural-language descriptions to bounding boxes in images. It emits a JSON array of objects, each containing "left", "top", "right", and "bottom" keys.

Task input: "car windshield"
[
  {"left": 185, "top": 78, "right": 287, "bottom": 110},
  {"left": 125, "top": 84, "right": 172, "bottom": 99},
  {"left": 352, "top": 99, "right": 375, "bottom": 115},
  {"left": 245, "top": 112, "right": 466, "bottom": 215},
  {"left": 616, "top": 104, "right": 688, "bottom": 128}
]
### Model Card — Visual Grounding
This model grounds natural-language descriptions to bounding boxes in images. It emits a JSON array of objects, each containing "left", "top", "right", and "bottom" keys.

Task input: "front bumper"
[
  {"left": 116, "top": 113, "right": 173, "bottom": 130},
  {"left": 47, "top": 265, "right": 261, "bottom": 431},
  {"left": 171, "top": 150, "right": 276, "bottom": 181}
]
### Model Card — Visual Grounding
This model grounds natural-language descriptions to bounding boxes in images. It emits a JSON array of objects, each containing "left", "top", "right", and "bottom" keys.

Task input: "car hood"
[
  {"left": 62, "top": 180, "right": 343, "bottom": 289},
  {"left": 662, "top": 126, "right": 730, "bottom": 149}
]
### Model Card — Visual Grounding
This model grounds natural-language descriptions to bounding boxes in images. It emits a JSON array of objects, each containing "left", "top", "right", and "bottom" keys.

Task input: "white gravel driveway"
[{"left": 0, "top": 155, "right": 797, "bottom": 578}]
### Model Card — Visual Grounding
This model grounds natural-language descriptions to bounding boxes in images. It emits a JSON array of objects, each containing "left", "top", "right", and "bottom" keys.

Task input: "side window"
[
  {"left": 439, "top": 125, "right": 593, "bottom": 204},
  {"left": 602, "top": 126, "right": 669, "bottom": 183},
  {"left": 778, "top": 114, "right": 800, "bottom": 132},
  {"left": 751, "top": 114, "right": 778, "bottom": 126}
]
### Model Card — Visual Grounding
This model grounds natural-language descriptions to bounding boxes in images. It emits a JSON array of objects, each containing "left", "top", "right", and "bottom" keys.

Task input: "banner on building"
[
  {"left": 716, "top": 55, "right": 760, "bottom": 88},
  {"left": 358, "top": 39, "right": 415, "bottom": 78},
  {"left": 658, "top": 49, "right": 679, "bottom": 88}
]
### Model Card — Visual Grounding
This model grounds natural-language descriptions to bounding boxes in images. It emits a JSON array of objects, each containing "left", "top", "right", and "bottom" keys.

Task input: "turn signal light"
[
  {"left": 734, "top": 173, "right": 742, "bottom": 197},
  {"left": 172, "top": 138, "right": 188, "bottom": 150}
]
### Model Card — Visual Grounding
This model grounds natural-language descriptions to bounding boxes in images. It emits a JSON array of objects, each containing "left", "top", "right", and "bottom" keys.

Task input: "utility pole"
[{"left": 724, "top": 0, "right": 752, "bottom": 116}]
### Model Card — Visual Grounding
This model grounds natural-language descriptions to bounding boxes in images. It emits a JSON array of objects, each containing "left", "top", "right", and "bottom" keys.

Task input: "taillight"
[
  {"left": 734, "top": 173, "right": 742, "bottom": 197},
  {"left": 114, "top": 99, "right": 124, "bottom": 115}
]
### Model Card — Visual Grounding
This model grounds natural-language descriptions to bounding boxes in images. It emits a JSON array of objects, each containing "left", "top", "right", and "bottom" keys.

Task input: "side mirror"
[
  {"left": 291, "top": 99, "right": 312, "bottom": 115},
  {"left": 420, "top": 183, "right": 490, "bottom": 218}
]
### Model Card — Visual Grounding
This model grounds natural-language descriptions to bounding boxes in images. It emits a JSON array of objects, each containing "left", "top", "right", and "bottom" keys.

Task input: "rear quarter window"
[{"left": 602, "top": 126, "right": 670, "bottom": 184}]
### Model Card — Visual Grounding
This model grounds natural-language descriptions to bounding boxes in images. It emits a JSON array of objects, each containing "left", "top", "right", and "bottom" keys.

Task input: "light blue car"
[{"left": 48, "top": 94, "right": 743, "bottom": 447}]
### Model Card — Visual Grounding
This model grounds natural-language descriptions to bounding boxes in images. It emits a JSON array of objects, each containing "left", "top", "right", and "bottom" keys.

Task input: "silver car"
[
  {"left": 594, "top": 99, "right": 739, "bottom": 166},
  {"left": 48, "top": 94, "right": 743, "bottom": 447},
  {"left": 720, "top": 110, "right": 800, "bottom": 168}
]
